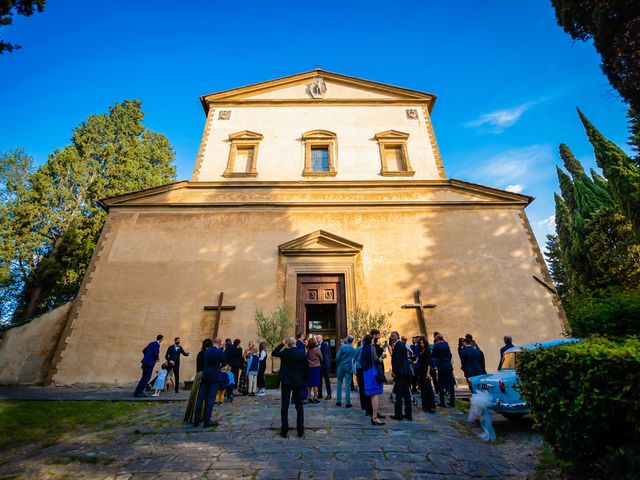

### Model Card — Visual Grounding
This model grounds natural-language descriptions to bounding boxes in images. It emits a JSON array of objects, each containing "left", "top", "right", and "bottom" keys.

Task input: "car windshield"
[{"left": 500, "top": 352, "right": 517, "bottom": 370}]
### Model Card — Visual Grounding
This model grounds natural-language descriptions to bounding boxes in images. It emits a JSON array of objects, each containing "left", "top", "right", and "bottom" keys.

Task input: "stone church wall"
[
  {"left": 50, "top": 204, "right": 565, "bottom": 386},
  {"left": 0, "top": 301, "right": 73, "bottom": 385}
]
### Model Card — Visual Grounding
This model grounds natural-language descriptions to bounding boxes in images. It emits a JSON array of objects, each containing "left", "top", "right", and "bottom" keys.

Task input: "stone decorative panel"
[
  {"left": 406, "top": 109, "right": 418, "bottom": 119},
  {"left": 218, "top": 110, "right": 231, "bottom": 120},
  {"left": 308, "top": 290, "right": 318, "bottom": 300},
  {"left": 324, "top": 290, "right": 334, "bottom": 300}
]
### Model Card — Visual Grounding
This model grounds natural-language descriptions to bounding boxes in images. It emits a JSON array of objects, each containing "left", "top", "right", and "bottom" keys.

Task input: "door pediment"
[{"left": 278, "top": 230, "right": 363, "bottom": 257}]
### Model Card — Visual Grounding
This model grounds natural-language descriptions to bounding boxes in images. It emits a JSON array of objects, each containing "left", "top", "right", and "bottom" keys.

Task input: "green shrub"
[
  {"left": 264, "top": 373, "right": 280, "bottom": 389},
  {"left": 517, "top": 337, "right": 640, "bottom": 479},
  {"left": 567, "top": 289, "right": 640, "bottom": 337}
]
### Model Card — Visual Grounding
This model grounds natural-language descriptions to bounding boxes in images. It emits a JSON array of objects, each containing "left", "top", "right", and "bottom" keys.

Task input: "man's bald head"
[
  {"left": 213, "top": 338, "right": 222, "bottom": 346},
  {"left": 285, "top": 337, "right": 296, "bottom": 347}
]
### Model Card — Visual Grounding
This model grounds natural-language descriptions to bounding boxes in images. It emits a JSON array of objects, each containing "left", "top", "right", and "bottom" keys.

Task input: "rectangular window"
[
  {"left": 384, "top": 146, "right": 406, "bottom": 172},
  {"left": 310, "top": 147, "right": 330, "bottom": 172},
  {"left": 234, "top": 146, "right": 254, "bottom": 173}
]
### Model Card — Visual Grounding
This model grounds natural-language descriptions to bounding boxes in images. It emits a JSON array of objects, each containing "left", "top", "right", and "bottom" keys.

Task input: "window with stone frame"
[
  {"left": 302, "top": 130, "right": 337, "bottom": 176},
  {"left": 375, "top": 130, "right": 414, "bottom": 177},
  {"left": 223, "top": 131, "right": 263, "bottom": 177}
]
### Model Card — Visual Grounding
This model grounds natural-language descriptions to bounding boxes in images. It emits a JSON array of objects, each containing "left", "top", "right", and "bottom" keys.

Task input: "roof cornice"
[{"left": 199, "top": 69, "right": 437, "bottom": 114}]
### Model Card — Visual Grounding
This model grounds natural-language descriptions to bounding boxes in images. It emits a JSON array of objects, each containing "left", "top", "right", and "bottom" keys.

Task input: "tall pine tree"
[{"left": 1, "top": 100, "right": 176, "bottom": 324}]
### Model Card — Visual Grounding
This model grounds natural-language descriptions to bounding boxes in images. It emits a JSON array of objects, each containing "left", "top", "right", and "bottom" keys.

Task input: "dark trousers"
[
  {"left": 134, "top": 365, "right": 154, "bottom": 395},
  {"left": 431, "top": 368, "right": 439, "bottom": 394},
  {"left": 356, "top": 368, "right": 372, "bottom": 415},
  {"left": 411, "top": 373, "right": 419, "bottom": 392},
  {"left": 257, "top": 363, "right": 266, "bottom": 389},
  {"left": 171, "top": 365, "right": 180, "bottom": 392},
  {"left": 194, "top": 380, "right": 220, "bottom": 426},
  {"left": 319, "top": 367, "right": 331, "bottom": 397},
  {"left": 280, "top": 383, "right": 304, "bottom": 435},
  {"left": 437, "top": 369, "right": 456, "bottom": 406},
  {"left": 231, "top": 366, "right": 240, "bottom": 390},
  {"left": 394, "top": 375, "right": 412, "bottom": 418},
  {"left": 418, "top": 368, "right": 436, "bottom": 411}
]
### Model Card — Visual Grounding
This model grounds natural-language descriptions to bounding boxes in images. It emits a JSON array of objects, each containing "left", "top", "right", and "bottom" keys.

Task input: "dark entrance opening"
[
  {"left": 296, "top": 274, "right": 347, "bottom": 376},
  {"left": 306, "top": 303, "right": 338, "bottom": 373}
]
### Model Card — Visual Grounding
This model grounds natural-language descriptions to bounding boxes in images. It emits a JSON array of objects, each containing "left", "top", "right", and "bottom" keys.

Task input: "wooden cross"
[
  {"left": 401, "top": 290, "right": 436, "bottom": 337},
  {"left": 204, "top": 292, "right": 236, "bottom": 338}
]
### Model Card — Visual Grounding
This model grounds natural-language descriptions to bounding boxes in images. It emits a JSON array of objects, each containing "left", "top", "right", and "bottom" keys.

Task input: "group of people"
[
  {"left": 133, "top": 335, "right": 190, "bottom": 398},
  {"left": 132, "top": 329, "right": 516, "bottom": 435},
  {"left": 133, "top": 335, "right": 268, "bottom": 402}
]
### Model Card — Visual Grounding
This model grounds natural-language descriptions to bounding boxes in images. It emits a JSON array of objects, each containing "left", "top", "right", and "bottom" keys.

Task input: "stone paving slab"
[{"left": 0, "top": 386, "right": 539, "bottom": 479}]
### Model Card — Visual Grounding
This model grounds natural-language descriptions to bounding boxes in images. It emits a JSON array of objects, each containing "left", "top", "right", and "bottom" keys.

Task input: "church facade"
[{"left": 44, "top": 70, "right": 565, "bottom": 385}]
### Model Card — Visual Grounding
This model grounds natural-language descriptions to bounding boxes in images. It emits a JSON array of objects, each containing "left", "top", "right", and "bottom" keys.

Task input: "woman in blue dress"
[{"left": 361, "top": 334, "right": 385, "bottom": 425}]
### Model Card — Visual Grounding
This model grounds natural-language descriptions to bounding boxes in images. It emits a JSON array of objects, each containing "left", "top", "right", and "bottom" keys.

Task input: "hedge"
[
  {"left": 517, "top": 337, "right": 640, "bottom": 479},
  {"left": 264, "top": 373, "right": 280, "bottom": 389},
  {"left": 566, "top": 289, "right": 640, "bottom": 337}
]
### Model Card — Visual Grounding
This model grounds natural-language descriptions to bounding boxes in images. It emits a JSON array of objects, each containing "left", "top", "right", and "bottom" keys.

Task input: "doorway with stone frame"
[{"left": 296, "top": 274, "right": 347, "bottom": 374}]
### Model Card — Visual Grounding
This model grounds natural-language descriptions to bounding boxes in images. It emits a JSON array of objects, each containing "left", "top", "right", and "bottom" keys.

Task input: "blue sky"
[{"left": 0, "top": 0, "right": 631, "bottom": 245}]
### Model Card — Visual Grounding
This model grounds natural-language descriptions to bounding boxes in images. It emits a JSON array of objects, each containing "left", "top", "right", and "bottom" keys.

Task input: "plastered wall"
[
  {"left": 0, "top": 302, "right": 72, "bottom": 385},
  {"left": 51, "top": 202, "right": 564, "bottom": 386}
]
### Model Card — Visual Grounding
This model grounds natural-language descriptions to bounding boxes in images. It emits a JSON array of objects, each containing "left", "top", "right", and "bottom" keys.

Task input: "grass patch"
[
  {"left": 0, "top": 401, "right": 148, "bottom": 451},
  {"left": 535, "top": 443, "right": 563, "bottom": 479},
  {"left": 455, "top": 399, "right": 470, "bottom": 413}
]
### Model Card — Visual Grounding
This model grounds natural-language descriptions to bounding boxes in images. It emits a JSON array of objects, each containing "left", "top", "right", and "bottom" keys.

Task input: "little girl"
[
  {"left": 151, "top": 363, "right": 170, "bottom": 397},
  {"left": 225, "top": 370, "right": 236, "bottom": 403},
  {"left": 216, "top": 367, "right": 229, "bottom": 405},
  {"left": 246, "top": 347, "right": 260, "bottom": 396}
]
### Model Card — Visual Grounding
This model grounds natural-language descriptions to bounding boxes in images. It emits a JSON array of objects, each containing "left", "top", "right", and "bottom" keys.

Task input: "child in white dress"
[{"left": 151, "top": 363, "right": 170, "bottom": 397}]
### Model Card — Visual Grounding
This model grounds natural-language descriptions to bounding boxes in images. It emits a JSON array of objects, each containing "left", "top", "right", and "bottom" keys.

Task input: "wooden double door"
[{"left": 296, "top": 274, "right": 347, "bottom": 374}]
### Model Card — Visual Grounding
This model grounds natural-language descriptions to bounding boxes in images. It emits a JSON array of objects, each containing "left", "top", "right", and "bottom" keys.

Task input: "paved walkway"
[{"left": 0, "top": 387, "right": 541, "bottom": 479}]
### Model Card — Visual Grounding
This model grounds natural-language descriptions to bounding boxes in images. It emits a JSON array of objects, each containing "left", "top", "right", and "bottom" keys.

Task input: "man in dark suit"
[
  {"left": 316, "top": 335, "right": 332, "bottom": 400},
  {"left": 165, "top": 337, "right": 190, "bottom": 393},
  {"left": 273, "top": 337, "right": 307, "bottom": 438},
  {"left": 224, "top": 339, "right": 243, "bottom": 390},
  {"left": 193, "top": 338, "right": 226, "bottom": 428},
  {"left": 460, "top": 339, "right": 486, "bottom": 382},
  {"left": 389, "top": 331, "right": 413, "bottom": 421},
  {"left": 295, "top": 332, "right": 305, "bottom": 350},
  {"left": 134, "top": 334, "right": 163, "bottom": 397},
  {"left": 432, "top": 333, "right": 456, "bottom": 407}
]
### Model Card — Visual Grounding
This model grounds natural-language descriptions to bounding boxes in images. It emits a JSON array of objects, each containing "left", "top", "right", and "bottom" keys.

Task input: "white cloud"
[
  {"left": 470, "top": 144, "right": 555, "bottom": 186},
  {"left": 466, "top": 101, "right": 538, "bottom": 133},
  {"left": 505, "top": 184, "right": 524, "bottom": 194},
  {"left": 537, "top": 215, "right": 556, "bottom": 232}
]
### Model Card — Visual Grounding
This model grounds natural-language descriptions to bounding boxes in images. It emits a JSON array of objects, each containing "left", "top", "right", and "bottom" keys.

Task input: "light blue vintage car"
[{"left": 468, "top": 338, "right": 582, "bottom": 420}]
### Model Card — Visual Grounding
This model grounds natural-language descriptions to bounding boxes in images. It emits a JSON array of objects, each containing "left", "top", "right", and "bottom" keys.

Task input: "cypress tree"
[
  {"left": 559, "top": 143, "right": 585, "bottom": 177},
  {"left": 556, "top": 166, "right": 577, "bottom": 210},
  {"left": 578, "top": 109, "right": 640, "bottom": 241},
  {"left": 546, "top": 233, "right": 570, "bottom": 301}
]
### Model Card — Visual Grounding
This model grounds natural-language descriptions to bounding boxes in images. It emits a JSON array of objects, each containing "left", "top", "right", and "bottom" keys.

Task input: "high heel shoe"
[{"left": 371, "top": 418, "right": 385, "bottom": 426}]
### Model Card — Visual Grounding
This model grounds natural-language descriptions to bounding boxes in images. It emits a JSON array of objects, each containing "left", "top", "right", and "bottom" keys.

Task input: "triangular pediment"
[
  {"left": 278, "top": 230, "right": 363, "bottom": 257},
  {"left": 228, "top": 130, "right": 263, "bottom": 140},
  {"left": 375, "top": 130, "right": 410, "bottom": 140},
  {"left": 200, "top": 70, "right": 436, "bottom": 111}
]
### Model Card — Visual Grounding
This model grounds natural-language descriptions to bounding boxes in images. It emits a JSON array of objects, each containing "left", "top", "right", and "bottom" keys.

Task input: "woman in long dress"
[
  {"left": 361, "top": 334, "right": 385, "bottom": 425},
  {"left": 183, "top": 339, "right": 211, "bottom": 423}
]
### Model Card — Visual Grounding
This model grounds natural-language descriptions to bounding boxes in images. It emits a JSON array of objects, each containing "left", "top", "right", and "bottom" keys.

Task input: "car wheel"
[{"left": 500, "top": 412, "right": 526, "bottom": 421}]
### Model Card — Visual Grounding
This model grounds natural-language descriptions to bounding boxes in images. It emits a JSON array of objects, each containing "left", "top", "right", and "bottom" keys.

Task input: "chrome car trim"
[{"left": 496, "top": 399, "right": 527, "bottom": 410}]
